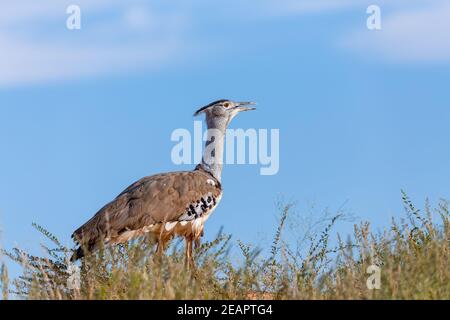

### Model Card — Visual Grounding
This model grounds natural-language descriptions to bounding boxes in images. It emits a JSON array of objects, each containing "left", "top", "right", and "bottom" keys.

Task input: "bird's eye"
[{"left": 223, "top": 103, "right": 230, "bottom": 108}]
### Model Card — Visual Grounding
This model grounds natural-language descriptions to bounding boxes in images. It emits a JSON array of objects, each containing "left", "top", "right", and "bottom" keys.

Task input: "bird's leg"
[
  {"left": 185, "top": 238, "right": 196, "bottom": 270},
  {"left": 185, "top": 238, "right": 192, "bottom": 266},
  {"left": 194, "top": 229, "right": 204, "bottom": 249},
  {"left": 155, "top": 237, "right": 167, "bottom": 263},
  {"left": 194, "top": 238, "right": 201, "bottom": 250},
  {"left": 156, "top": 240, "right": 163, "bottom": 256}
]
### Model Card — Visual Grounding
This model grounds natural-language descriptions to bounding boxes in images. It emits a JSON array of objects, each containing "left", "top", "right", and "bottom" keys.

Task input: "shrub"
[{"left": 1, "top": 195, "right": 448, "bottom": 300}]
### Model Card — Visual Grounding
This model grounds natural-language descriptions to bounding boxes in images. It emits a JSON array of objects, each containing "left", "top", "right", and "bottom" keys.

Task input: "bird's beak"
[{"left": 235, "top": 101, "right": 257, "bottom": 112}]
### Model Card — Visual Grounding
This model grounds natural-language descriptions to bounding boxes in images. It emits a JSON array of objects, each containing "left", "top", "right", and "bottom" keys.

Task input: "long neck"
[{"left": 200, "top": 117, "right": 227, "bottom": 182}]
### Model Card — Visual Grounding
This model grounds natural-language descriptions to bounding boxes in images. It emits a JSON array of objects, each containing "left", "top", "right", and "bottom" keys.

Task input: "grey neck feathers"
[{"left": 199, "top": 116, "right": 228, "bottom": 182}]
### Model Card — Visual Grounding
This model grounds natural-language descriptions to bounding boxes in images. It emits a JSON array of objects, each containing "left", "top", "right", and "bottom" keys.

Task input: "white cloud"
[
  {"left": 0, "top": 0, "right": 189, "bottom": 87},
  {"left": 0, "top": 35, "right": 180, "bottom": 86},
  {"left": 341, "top": 1, "right": 450, "bottom": 63},
  {"left": 1, "top": 0, "right": 449, "bottom": 87},
  {"left": 0, "top": 0, "right": 364, "bottom": 88},
  {"left": 123, "top": 6, "right": 154, "bottom": 30},
  {"left": 256, "top": 0, "right": 362, "bottom": 16}
]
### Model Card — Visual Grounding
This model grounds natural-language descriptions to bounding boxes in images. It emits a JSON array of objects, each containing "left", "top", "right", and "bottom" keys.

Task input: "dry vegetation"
[{"left": 1, "top": 192, "right": 449, "bottom": 300}]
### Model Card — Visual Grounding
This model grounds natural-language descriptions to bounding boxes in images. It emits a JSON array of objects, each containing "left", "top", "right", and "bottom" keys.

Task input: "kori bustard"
[{"left": 71, "top": 99, "right": 256, "bottom": 266}]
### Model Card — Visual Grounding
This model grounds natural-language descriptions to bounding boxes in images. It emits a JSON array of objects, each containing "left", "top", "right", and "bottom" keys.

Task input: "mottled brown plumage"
[
  {"left": 71, "top": 166, "right": 221, "bottom": 260},
  {"left": 71, "top": 99, "right": 255, "bottom": 265}
]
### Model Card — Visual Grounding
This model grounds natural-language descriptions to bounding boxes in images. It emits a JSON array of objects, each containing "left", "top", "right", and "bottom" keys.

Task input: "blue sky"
[{"left": 1, "top": 0, "right": 450, "bottom": 277}]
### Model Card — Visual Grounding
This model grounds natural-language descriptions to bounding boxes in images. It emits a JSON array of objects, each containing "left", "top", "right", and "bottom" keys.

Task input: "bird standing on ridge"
[{"left": 71, "top": 99, "right": 256, "bottom": 267}]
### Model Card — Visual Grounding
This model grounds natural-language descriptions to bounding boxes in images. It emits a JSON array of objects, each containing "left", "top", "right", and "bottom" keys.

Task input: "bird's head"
[{"left": 194, "top": 99, "right": 256, "bottom": 127}]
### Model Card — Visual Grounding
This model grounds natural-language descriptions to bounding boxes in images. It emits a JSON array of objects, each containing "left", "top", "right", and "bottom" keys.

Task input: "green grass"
[{"left": 1, "top": 193, "right": 449, "bottom": 300}]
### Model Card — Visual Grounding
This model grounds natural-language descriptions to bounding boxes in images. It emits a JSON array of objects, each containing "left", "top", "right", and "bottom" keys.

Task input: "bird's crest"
[{"left": 194, "top": 99, "right": 229, "bottom": 116}]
